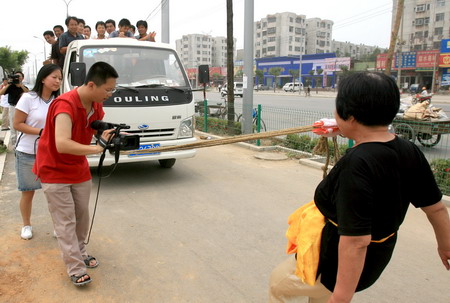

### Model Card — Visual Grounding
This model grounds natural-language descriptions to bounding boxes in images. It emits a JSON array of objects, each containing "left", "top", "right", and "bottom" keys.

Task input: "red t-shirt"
[{"left": 33, "top": 88, "right": 104, "bottom": 183}]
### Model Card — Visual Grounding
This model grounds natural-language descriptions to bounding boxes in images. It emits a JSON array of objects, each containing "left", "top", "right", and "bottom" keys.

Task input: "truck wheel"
[{"left": 159, "top": 158, "right": 176, "bottom": 168}]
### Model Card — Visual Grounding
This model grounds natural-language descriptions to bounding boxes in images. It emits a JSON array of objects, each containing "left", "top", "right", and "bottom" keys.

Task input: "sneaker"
[{"left": 21, "top": 226, "right": 33, "bottom": 240}]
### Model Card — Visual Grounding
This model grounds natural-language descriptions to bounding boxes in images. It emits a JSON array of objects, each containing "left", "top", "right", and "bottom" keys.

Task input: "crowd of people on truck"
[{"left": 42, "top": 16, "right": 157, "bottom": 69}]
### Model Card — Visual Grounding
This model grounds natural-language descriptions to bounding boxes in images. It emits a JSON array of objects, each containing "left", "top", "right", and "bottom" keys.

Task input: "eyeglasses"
[{"left": 105, "top": 88, "right": 117, "bottom": 94}]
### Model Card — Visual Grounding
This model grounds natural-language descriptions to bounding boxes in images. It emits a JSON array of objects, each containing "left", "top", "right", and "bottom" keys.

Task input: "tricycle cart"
[{"left": 392, "top": 117, "right": 450, "bottom": 147}]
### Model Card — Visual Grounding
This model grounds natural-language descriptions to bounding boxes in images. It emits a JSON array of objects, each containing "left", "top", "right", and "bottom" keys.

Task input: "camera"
[
  {"left": 91, "top": 120, "right": 140, "bottom": 151},
  {"left": 8, "top": 74, "right": 20, "bottom": 85}
]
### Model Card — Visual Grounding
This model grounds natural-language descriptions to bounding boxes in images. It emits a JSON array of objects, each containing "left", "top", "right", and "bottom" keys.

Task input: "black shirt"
[
  {"left": 5, "top": 84, "right": 27, "bottom": 106},
  {"left": 314, "top": 136, "right": 442, "bottom": 292}
]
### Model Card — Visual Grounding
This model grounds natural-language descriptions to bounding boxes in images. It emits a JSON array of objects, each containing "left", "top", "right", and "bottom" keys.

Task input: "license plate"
[{"left": 128, "top": 143, "right": 161, "bottom": 157}]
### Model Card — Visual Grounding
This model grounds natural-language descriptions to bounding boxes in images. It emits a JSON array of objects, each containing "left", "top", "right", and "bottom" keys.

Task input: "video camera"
[
  {"left": 91, "top": 120, "right": 140, "bottom": 151},
  {"left": 8, "top": 74, "right": 20, "bottom": 85}
]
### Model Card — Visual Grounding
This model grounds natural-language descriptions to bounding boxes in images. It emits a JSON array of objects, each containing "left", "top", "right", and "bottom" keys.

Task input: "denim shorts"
[{"left": 15, "top": 150, "right": 41, "bottom": 191}]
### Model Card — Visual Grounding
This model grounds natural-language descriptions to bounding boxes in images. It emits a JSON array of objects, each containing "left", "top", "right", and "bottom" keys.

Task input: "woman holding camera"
[{"left": 13, "top": 64, "right": 62, "bottom": 240}]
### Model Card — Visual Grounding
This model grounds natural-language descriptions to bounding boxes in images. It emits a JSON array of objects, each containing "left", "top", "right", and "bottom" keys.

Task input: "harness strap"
[{"left": 327, "top": 219, "right": 396, "bottom": 243}]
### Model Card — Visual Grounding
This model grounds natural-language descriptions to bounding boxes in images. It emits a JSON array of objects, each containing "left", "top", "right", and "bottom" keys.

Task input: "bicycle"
[{"left": 237, "top": 108, "right": 267, "bottom": 132}]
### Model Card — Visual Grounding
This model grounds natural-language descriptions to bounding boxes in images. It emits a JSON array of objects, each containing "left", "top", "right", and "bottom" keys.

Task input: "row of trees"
[{"left": 0, "top": 46, "right": 29, "bottom": 75}]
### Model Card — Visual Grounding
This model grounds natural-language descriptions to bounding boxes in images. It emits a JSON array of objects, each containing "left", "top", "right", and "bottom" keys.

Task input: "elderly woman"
[{"left": 269, "top": 72, "right": 450, "bottom": 303}]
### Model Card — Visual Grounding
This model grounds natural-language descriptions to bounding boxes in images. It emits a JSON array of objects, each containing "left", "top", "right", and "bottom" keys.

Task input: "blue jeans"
[{"left": 15, "top": 150, "right": 41, "bottom": 191}]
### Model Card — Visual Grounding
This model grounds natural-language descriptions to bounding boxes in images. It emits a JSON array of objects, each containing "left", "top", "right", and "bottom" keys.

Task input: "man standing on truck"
[
  {"left": 33, "top": 62, "right": 118, "bottom": 286},
  {"left": 109, "top": 18, "right": 134, "bottom": 38},
  {"left": 135, "top": 20, "right": 156, "bottom": 42},
  {"left": 59, "top": 16, "right": 84, "bottom": 66}
]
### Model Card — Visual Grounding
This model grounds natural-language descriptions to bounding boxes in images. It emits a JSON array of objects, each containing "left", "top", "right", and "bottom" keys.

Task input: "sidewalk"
[{"left": 0, "top": 129, "right": 10, "bottom": 183}]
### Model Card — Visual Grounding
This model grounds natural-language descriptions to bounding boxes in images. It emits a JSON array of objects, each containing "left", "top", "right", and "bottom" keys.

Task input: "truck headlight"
[{"left": 178, "top": 116, "right": 194, "bottom": 138}]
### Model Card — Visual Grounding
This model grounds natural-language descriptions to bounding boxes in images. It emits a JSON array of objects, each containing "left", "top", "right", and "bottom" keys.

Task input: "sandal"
[
  {"left": 71, "top": 274, "right": 92, "bottom": 286},
  {"left": 84, "top": 255, "right": 99, "bottom": 268}
]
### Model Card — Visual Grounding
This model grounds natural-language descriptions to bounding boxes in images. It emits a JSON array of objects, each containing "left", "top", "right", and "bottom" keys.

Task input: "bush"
[
  {"left": 195, "top": 116, "right": 242, "bottom": 136},
  {"left": 430, "top": 158, "right": 450, "bottom": 195},
  {"left": 283, "top": 134, "right": 348, "bottom": 161}
]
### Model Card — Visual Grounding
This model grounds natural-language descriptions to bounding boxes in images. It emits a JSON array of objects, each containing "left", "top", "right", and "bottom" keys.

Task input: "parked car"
[
  {"left": 221, "top": 82, "right": 244, "bottom": 97},
  {"left": 254, "top": 84, "right": 270, "bottom": 90},
  {"left": 283, "top": 82, "right": 303, "bottom": 92}
]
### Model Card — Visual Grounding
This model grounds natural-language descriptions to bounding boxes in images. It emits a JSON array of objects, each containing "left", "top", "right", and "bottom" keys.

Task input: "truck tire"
[{"left": 159, "top": 158, "right": 176, "bottom": 168}]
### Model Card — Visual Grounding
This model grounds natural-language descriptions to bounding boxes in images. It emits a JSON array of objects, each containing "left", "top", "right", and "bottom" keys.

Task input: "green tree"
[
  {"left": 289, "top": 69, "right": 299, "bottom": 87},
  {"left": 235, "top": 69, "right": 243, "bottom": 78},
  {"left": 316, "top": 68, "right": 323, "bottom": 92},
  {"left": 255, "top": 69, "right": 264, "bottom": 84},
  {"left": 0, "top": 46, "right": 29, "bottom": 74},
  {"left": 268, "top": 67, "right": 283, "bottom": 91}
]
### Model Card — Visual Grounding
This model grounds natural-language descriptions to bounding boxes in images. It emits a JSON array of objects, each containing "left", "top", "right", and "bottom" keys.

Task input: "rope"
[
  {"left": 121, "top": 125, "right": 314, "bottom": 155},
  {"left": 120, "top": 124, "right": 341, "bottom": 178}
]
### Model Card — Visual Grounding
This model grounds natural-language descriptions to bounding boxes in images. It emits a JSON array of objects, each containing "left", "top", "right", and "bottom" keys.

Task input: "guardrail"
[{"left": 195, "top": 102, "right": 450, "bottom": 194}]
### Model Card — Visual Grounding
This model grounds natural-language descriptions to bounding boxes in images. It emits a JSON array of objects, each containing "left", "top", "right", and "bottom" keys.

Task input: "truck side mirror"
[{"left": 70, "top": 62, "right": 86, "bottom": 87}]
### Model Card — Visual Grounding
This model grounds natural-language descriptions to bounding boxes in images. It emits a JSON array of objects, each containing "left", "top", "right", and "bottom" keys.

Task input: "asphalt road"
[
  {"left": 194, "top": 90, "right": 450, "bottom": 115},
  {"left": 0, "top": 143, "right": 449, "bottom": 302}
]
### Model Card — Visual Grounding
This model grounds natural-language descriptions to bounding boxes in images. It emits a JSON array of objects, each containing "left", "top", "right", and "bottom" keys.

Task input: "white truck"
[{"left": 62, "top": 39, "right": 196, "bottom": 168}]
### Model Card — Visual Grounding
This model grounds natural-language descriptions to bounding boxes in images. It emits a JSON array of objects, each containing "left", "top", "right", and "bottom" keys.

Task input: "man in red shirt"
[{"left": 33, "top": 62, "right": 118, "bottom": 286}]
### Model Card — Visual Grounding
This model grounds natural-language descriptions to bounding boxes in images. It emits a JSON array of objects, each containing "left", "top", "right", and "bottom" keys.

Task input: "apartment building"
[
  {"left": 254, "top": 12, "right": 307, "bottom": 58},
  {"left": 393, "top": 0, "right": 450, "bottom": 51},
  {"left": 305, "top": 18, "right": 334, "bottom": 54},
  {"left": 332, "top": 40, "right": 385, "bottom": 59},
  {"left": 175, "top": 34, "right": 236, "bottom": 68}
]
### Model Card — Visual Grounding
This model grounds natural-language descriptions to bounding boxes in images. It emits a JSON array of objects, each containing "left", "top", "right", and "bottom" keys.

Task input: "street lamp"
[
  {"left": 33, "top": 36, "right": 47, "bottom": 61},
  {"left": 62, "top": 0, "right": 74, "bottom": 17}
]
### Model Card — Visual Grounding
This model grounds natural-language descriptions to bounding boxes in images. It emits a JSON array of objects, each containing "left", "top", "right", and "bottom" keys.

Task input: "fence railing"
[{"left": 195, "top": 102, "right": 450, "bottom": 194}]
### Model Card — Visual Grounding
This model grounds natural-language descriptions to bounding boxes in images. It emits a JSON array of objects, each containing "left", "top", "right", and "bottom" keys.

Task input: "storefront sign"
[
  {"left": 323, "top": 57, "right": 351, "bottom": 72},
  {"left": 376, "top": 53, "right": 390, "bottom": 70},
  {"left": 441, "top": 39, "right": 450, "bottom": 53},
  {"left": 442, "top": 68, "right": 450, "bottom": 86},
  {"left": 440, "top": 53, "right": 450, "bottom": 67},
  {"left": 416, "top": 50, "right": 439, "bottom": 69},
  {"left": 395, "top": 52, "right": 416, "bottom": 69}
]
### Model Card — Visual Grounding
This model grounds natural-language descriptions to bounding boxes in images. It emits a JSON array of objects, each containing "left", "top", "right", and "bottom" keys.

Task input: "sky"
[{"left": 0, "top": 0, "right": 393, "bottom": 79}]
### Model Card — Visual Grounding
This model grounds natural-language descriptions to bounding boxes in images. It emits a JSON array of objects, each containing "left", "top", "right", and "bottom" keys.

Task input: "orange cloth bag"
[{"left": 286, "top": 200, "right": 326, "bottom": 285}]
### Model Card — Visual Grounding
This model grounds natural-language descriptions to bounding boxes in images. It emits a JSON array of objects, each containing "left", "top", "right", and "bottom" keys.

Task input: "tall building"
[
  {"left": 305, "top": 18, "right": 334, "bottom": 54},
  {"left": 393, "top": 0, "right": 450, "bottom": 51},
  {"left": 331, "top": 40, "right": 385, "bottom": 59},
  {"left": 175, "top": 34, "right": 236, "bottom": 68},
  {"left": 254, "top": 12, "right": 307, "bottom": 58}
]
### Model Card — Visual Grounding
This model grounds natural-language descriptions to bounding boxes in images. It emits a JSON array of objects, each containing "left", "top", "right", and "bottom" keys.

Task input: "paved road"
[
  {"left": 0, "top": 143, "right": 449, "bottom": 302},
  {"left": 194, "top": 90, "right": 450, "bottom": 114}
]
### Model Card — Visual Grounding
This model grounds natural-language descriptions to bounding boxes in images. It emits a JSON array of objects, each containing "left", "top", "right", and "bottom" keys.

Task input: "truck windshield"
[{"left": 81, "top": 46, "right": 189, "bottom": 88}]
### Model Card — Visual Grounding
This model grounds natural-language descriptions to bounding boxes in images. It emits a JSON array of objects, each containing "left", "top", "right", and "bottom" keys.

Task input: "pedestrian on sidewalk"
[
  {"left": 269, "top": 72, "right": 450, "bottom": 303},
  {"left": 13, "top": 64, "right": 62, "bottom": 240},
  {"left": 1, "top": 78, "right": 9, "bottom": 130},
  {"left": 0, "top": 72, "right": 29, "bottom": 147},
  {"left": 33, "top": 62, "right": 117, "bottom": 286}
]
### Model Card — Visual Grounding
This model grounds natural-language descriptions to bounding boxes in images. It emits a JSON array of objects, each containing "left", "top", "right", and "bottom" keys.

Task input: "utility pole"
[
  {"left": 385, "top": 0, "right": 404, "bottom": 76},
  {"left": 161, "top": 0, "right": 170, "bottom": 43},
  {"left": 396, "top": 9, "right": 404, "bottom": 90},
  {"left": 298, "top": 35, "right": 304, "bottom": 96},
  {"left": 242, "top": 0, "right": 254, "bottom": 135},
  {"left": 226, "top": 0, "right": 235, "bottom": 134}
]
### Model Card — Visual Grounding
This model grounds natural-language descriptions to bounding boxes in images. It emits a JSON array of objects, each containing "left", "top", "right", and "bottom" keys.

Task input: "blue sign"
[
  {"left": 395, "top": 52, "right": 416, "bottom": 68},
  {"left": 442, "top": 68, "right": 450, "bottom": 86},
  {"left": 441, "top": 39, "right": 450, "bottom": 53}
]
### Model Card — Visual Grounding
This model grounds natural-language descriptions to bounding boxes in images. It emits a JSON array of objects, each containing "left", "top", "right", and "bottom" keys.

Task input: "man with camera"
[
  {"left": 0, "top": 71, "right": 29, "bottom": 146},
  {"left": 33, "top": 62, "right": 118, "bottom": 286}
]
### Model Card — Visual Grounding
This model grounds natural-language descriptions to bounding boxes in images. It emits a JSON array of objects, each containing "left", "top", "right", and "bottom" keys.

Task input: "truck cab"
[{"left": 62, "top": 39, "right": 196, "bottom": 168}]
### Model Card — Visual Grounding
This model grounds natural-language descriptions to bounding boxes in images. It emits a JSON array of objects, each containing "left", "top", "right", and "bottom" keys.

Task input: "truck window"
[{"left": 80, "top": 46, "right": 188, "bottom": 88}]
